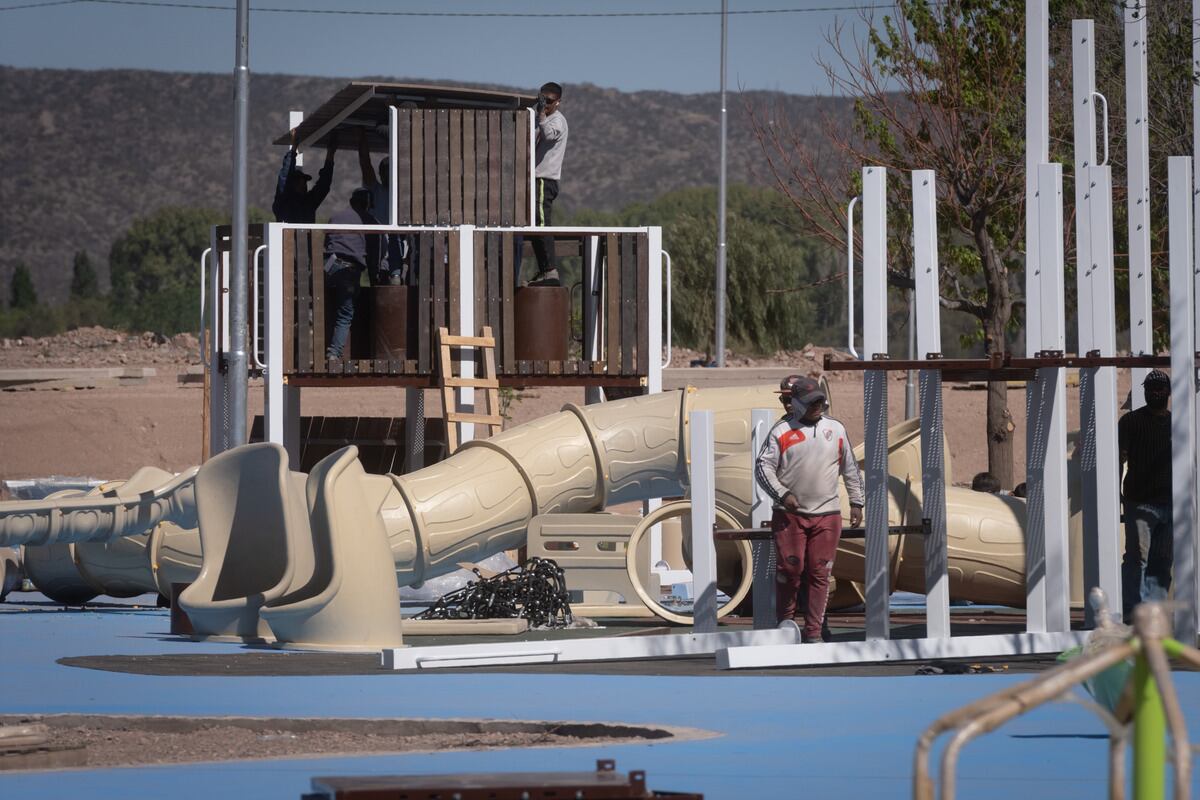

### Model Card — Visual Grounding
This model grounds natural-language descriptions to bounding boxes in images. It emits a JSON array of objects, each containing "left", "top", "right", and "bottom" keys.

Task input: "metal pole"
[
  {"left": 227, "top": 0, "right": 251, "bottom": 447},
  {"left": 714, "top": 0, "right": 728, "bottom": 367},
  {"left": 905, "top": 289, "right": 917, "bottom": 418},
  {"left": 1133, "top": 648, "right": 1167, "bottom": 800}
]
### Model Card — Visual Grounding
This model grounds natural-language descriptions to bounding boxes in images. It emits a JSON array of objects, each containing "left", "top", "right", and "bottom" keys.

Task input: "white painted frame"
[{"left": 1126, "top": 0, "right": 1153, "bottom": 406}]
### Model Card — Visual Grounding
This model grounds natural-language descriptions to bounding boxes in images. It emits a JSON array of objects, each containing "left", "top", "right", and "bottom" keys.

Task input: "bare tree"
[{"left": 749, "top": 0, "right": 1029, "bottom": 488}]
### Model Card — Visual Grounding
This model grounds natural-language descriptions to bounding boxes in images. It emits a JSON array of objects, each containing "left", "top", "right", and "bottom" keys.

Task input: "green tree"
[
  {"left": 571, "top": 186, "right": 841, "bottom": 355},
  {"left": 70, "top": 251, "right": 99, "bottom": 299},
  {"left": 10, "top": 264, "right": 37, "bottom": 310}
]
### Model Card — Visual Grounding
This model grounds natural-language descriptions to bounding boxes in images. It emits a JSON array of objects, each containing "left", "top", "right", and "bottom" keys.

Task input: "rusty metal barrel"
[
  {"left": 515, "top": 286, "right": 570, "bottom": 362},
  {"left": 372, "top": 286, "right": 411, "bottom": 360}
]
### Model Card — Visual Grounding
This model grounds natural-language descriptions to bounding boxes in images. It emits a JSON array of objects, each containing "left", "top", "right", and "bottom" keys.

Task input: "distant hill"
[{"left": 0, "top": 67, "right": 852, "bottom": 306}]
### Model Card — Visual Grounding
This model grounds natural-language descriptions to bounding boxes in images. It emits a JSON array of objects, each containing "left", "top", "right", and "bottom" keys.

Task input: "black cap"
[
  {"left": 779, "top": 375, "right": 825, "bottom": 406},
  {"left": 290, "top": 168, "right": 312, "bottom": 182},
  {"left": 1144, "top": 369, "right": 1170, "bottom": 388}
]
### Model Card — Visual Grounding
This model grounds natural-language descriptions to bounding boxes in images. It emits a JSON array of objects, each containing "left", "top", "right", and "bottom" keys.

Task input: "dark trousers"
[
  {"left": 772, "top": 509, "right": 841, "bottom": 641},
  {"left": 1121, "top": 502, "right": 1173, "bottom": 618},
  {"left": 325, "top": 260, "right": 360, "bottom": 360},
  {"left": 530, "top": 177, "right": 559, "bottom": 274}
]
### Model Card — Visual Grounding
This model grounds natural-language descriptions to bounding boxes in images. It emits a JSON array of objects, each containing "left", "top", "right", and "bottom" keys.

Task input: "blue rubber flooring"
[{"left": 3, "top": 595, "right": 1199, "bottom": 799}]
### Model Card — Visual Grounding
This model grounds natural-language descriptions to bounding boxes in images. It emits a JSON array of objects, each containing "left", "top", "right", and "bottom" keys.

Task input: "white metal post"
[
  {"left": 1168, "top": 157, "right": 1199, "bottom": 640},
  {"left": 1026, "top": 163, "right": 1071, "bottom": 634},
  {"left": 1126, "top": 0, "right": 1153, "bottom": 408},
  {"left": 389, "top": 105, "right": 399, "bottom": 226},
  {"left": 1025, "top": 0, "right": 1049, "bottom": 355},
  {"left": 583, "top": 235, "right": 603, "bottom": 405},
  {"left": 912, "top": 170, "right": 950, "bottom": 640},
  {"left": 457, "top": 225, "right": 476, "bottom": 445},
  {"left": 689, "top": 409, "right": 719, "bottom": 634},
  {"left": 647, "top": 226, "right": 663, "bottom": 396},
  {"left": 209, "top": 230, "right": 231, "bottom": 457},
  {"left": 265, "top": 223, "right": 285, "bottom": 446},
  {"left": 862, "top": 165, "right": 890, "bottom": 640},
  {"left": 750, "top": 407, "right": 778, "bottom": 630}
]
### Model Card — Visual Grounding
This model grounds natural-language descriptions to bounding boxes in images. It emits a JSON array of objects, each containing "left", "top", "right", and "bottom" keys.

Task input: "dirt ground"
[
  {"left": 0, "top": 714, "right": 676, "bottom": 771},
  {"left": 0, "top": 327, "right": 1130, "bottom": 488}
]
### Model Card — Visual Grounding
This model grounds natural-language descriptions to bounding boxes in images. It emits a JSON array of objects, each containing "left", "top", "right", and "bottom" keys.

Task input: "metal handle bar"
[
  {"left": 199, "top": 248, "right": 212, "bottom": 368},
  {"left": 847, "top": 196, "right": 860, "bottom": 360},
  {"left": 662, "top": 249, "right": 673, "bottom": 368},
  {"left": 251, "top": 244, "right": 267, "bottom": 370},
  {"left": 1092, "top": 91, "right": 1109, "bottom": 167}
]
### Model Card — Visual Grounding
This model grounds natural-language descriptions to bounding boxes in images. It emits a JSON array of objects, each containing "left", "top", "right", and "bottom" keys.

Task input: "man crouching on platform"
[{"left": 755, "top": 375, "right": 864, "bottom": 642}]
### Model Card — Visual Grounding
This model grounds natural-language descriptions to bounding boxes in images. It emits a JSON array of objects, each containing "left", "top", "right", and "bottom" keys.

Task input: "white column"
[
  {"left": 289, "top": 110, "right": 304, "bottom": 168},
  {"left": 389, "top": 105, "right": 399, "bottom": 226},
  {"left": 1026, "top": 0, "right": 1049, "bottom": 354},
  {"left": 689, "top": 409, "right": 719, "bottom": 633},
  {"left": 750, "top": 407, "right": 778, "bottom": 630},
  {"left": 457, "top": 226, "right": 476, "bottom": 445},
  {"left": 265, "top": 222, "right": 286, "bottom": 448},
  {"left": 1126, "top": 0, "right": 1153, "bottom": 407},
  {"left": 647, "top": 226, "right": 663, "bottom": 395},
  {"left": 912, "top": 170, "right": 950, "bottom": 639},
  {"left": 862, "top": 165, "right": 890, "bottom": 640},
  {"left": 1025, "top": 163, "right": 1071, "bottom": 634},
  {"left": 583, "top": 235, "right": 603, "bottom": 406},
  {"left": 1168, "top": 157, "right": 1198, "bottom": 639}
]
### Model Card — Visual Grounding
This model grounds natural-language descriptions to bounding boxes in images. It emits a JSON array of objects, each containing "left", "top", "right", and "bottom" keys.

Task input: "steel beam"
[
  {"left": 1126, "top": 0, "right": 1153, "bottom": 406},
  {"left": 750, "top": 407, "right": 777, "bottom": 630}
]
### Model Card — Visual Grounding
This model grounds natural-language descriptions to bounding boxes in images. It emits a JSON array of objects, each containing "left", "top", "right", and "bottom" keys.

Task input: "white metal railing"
[
  {"left": 847, "top": 195, "right": 860, "bottom": 359},
  {"left": 661, "top": 249, "right": 672, "bottom": 368}
]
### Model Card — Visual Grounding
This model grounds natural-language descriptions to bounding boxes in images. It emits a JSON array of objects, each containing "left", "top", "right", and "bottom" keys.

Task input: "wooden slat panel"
[
  {"left": 636, "top": 232, "right": 649, "bottom": 376},
  {"left": 432, "top": 232, "right": 447, "bottom": 338},
  {"left": 549, "top": 359, "right": 562, "bottom": 375},
  {"left": 423, "top": 112, "right": 436, "bottom": 224},
  {"left": 410, "top": 111, "right": 424, "bottom": 225},
  {"left": 311, "top": 231, "right": 327, "bottom": 372},
  {"left": 487, "top": 112, "right": 501, "bottom": 226},
  {"left": 418, "top": 232, "right": 432, "bottom": 372},
  {"left": 621, "top": 234, "right": 635, "bottom": 374},
  {"left": 475, "top": 112, "right": 488, "bottom": 225},
  {"left": 515, "top": 110, "right": 529, "bottom": 226},
  {"left": 449, "top": 109, "right": 463, "bottom": 225},
  {"left": 396, "top": 108, "right": 412, "bottom": 223},
  {"left": 500, "top": 111, "right": 515, "bottom": 227},
  {"left": 474, "top": 230, "right": 486, "bottom": 336},
  {"left": 282, "top": 229, "right": 296, "bottom": 373},
  {"left": 373, "top": 358, "right": 387, "bottom": 374},
  {"left": 606, "top": 233, "right": 620, "bottom": 376},
  {"left": 448, "top": 229, "right": 460, "bottom": 334},
  {"left": 436, "top": 109, "right": 450, "bottom": 225},
  {"left": 501, "top": 231, "right": 515, "bottom": 371},
  {"left": 462, "top": 110, "right": 476, "bottom": 226},
  {"left": 297, "top": 230, "right": 313, "bottom": 371}
]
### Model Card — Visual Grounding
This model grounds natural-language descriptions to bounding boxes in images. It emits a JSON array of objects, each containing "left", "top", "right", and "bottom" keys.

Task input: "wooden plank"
[
  {"left": 311, "top": 231, "right": 327, "bottom": 372},
  {"left": 282, "top": 229, "right": 296, "bottom": 374},
  {"left": 515, "top": 110, "right": 529, "bottom": 226},
  {"left": 621, "top": 233, "right": 635, "bottom": 375},
  {"left": 462, "top": 110, "right": 476, "bottom": 227},
  {"left": 549, "top": 359, "right": 562, "bottom": 375},
  {"left": 448, "top": 230, "right": 460, "bottom": 335},
  {"left": 449, "top": 109, "right": 463, "bottom": 225},
  {"left": 481, "top": 326, "right": 502, "bottom": 437},
  {"left": 501, "top": 231, "right": 515, "bottom": 371},
  {"left": 410, "top": 111, "right": 424, "bottom": 225},
  {"left": 297, "top": 230, "right": 313, "bottom": 371},
  {"left": 437, "top": 327, "right": 458, "bottom": 454},
  {"left": 606, "top": 233, "right": 620, "bottom": 377},
  {"left": 373, "top": 358, "right": 387, "bottom": 374},
  {"left": 487, "top": 233, "right": 501, "bottom": 358},
  {"left": 423, "top": 111, "right": 436, "bottom": 224},
  {"left": 636, "top": 232, "right": 649, "bottom": 376},
  {"left": 432, "top": 232, "right": 446, "bottom": 337},
  {"left": 396, "top": 108, "right": 412, "bottom": 223},
  {"left": 441, "top": 334, "right": 497, "bottom": 347},
  {"left": 475, "top": 112, "right": 488, "bottom": 225},
  {"left": 418, "top": 232, "right": 432, "bottom": 372},
  {"left": 443, "top": 376, "right": 500, "bottom": 388},
  {"left": 500, "top": 111, "right": 515, "bottom": 227},
  {"left": 487, "top": 112, "right": 501, "bottom": 226},
  {"left": 446, "top": 411, "right": 504, "bottom": 425},
  {"left": 436, "top": 109, "right": 450, "bottom": 225},
  {"left": 474, "top": 230, "right": 486, "bottom": 336}
]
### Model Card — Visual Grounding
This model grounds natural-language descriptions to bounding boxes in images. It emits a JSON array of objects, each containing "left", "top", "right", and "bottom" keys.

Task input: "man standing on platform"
[
  {"left": 755, "top": 375, "right": 864, "bottom": 643},
  {"left": 324, "top": 187, "right": 384, "bottom": 361},
  {"left": 1118, "top": 369, "right": 1174, "bottom": 622},
  {"left": 528, "top": 81, "right": 567, "bottom": 286}
]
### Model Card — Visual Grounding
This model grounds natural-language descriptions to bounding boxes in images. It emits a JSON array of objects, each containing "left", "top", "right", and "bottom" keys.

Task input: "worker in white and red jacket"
[{"left": 755, "top": 375, "right": 864, "bottom": 642}]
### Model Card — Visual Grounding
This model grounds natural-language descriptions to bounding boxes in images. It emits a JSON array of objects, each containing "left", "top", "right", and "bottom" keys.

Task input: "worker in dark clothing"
[
  {"left": 1118, "top": 369, "right": 1174, "bottom": 622},
  {"left": 273, "top": 130, "right": 336, "bottom": 224},
  {"left": 324, "top": 187, "right": 384, "bottom": 361}
]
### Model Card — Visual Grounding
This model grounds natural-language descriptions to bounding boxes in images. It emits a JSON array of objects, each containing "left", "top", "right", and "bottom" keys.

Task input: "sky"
[{"left": 0, "top": 0, "right": 878, "bottom": 95}]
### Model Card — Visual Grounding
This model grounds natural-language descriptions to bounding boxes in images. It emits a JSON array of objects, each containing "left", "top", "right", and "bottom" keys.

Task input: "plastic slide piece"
[
  {"left": 178, "top": 443, "right": 310, "bottom": 642},
  {"left": 261, "top": 446, "right": 405, "bottom": 652}
]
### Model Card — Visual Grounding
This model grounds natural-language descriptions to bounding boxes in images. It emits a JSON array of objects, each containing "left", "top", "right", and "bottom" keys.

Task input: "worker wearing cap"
[
  {"left": 273, "top": 129, "right": 336, "bottom": 224},
  {"left": 755, "top": 375, "right": 864, "bottom": 641},
  {"left": 1118, "top": 369, "right": 1174, "bottom": 622}
]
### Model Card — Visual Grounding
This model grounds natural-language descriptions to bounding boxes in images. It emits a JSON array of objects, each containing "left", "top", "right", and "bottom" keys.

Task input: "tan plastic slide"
[{"left": 0, "top": 385, "right": 1060, "bottom": 624}]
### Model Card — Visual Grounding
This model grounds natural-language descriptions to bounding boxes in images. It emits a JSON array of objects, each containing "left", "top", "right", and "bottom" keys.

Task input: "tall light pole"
[
  {"left": 228, "top": 0, "right": 251, "bottom": 446},
  {"left": 714, "top": 0, "right": 728, "bottom": 367}
]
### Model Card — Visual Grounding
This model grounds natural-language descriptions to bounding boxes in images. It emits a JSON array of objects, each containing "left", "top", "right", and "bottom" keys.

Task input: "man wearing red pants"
[{"left": 755, "top": 375, "right": 864, "bottom": 642}]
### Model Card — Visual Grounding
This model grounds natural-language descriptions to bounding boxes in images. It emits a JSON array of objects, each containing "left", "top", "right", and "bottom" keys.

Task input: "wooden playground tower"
[{"left": 203, "top": 82, "right": 666, "bottom": 471}]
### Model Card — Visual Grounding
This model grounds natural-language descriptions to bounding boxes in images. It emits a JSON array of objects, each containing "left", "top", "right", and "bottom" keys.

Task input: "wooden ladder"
[{"left": 437, "top": 326, "right": 503, "bottom": 454}]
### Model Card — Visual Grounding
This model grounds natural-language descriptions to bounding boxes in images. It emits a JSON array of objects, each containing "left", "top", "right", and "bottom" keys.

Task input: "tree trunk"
[
  {"left": 975, "top": 218, "right": 1016, "bottom": 489},
  {"left": 986, "top": 377, "right": 1015, "bottom": 489}
]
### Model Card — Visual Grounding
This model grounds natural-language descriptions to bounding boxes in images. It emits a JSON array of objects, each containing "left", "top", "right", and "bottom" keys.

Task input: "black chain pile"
[{"left": 414, "top": 557, "right": 574, "bottom": 628}]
